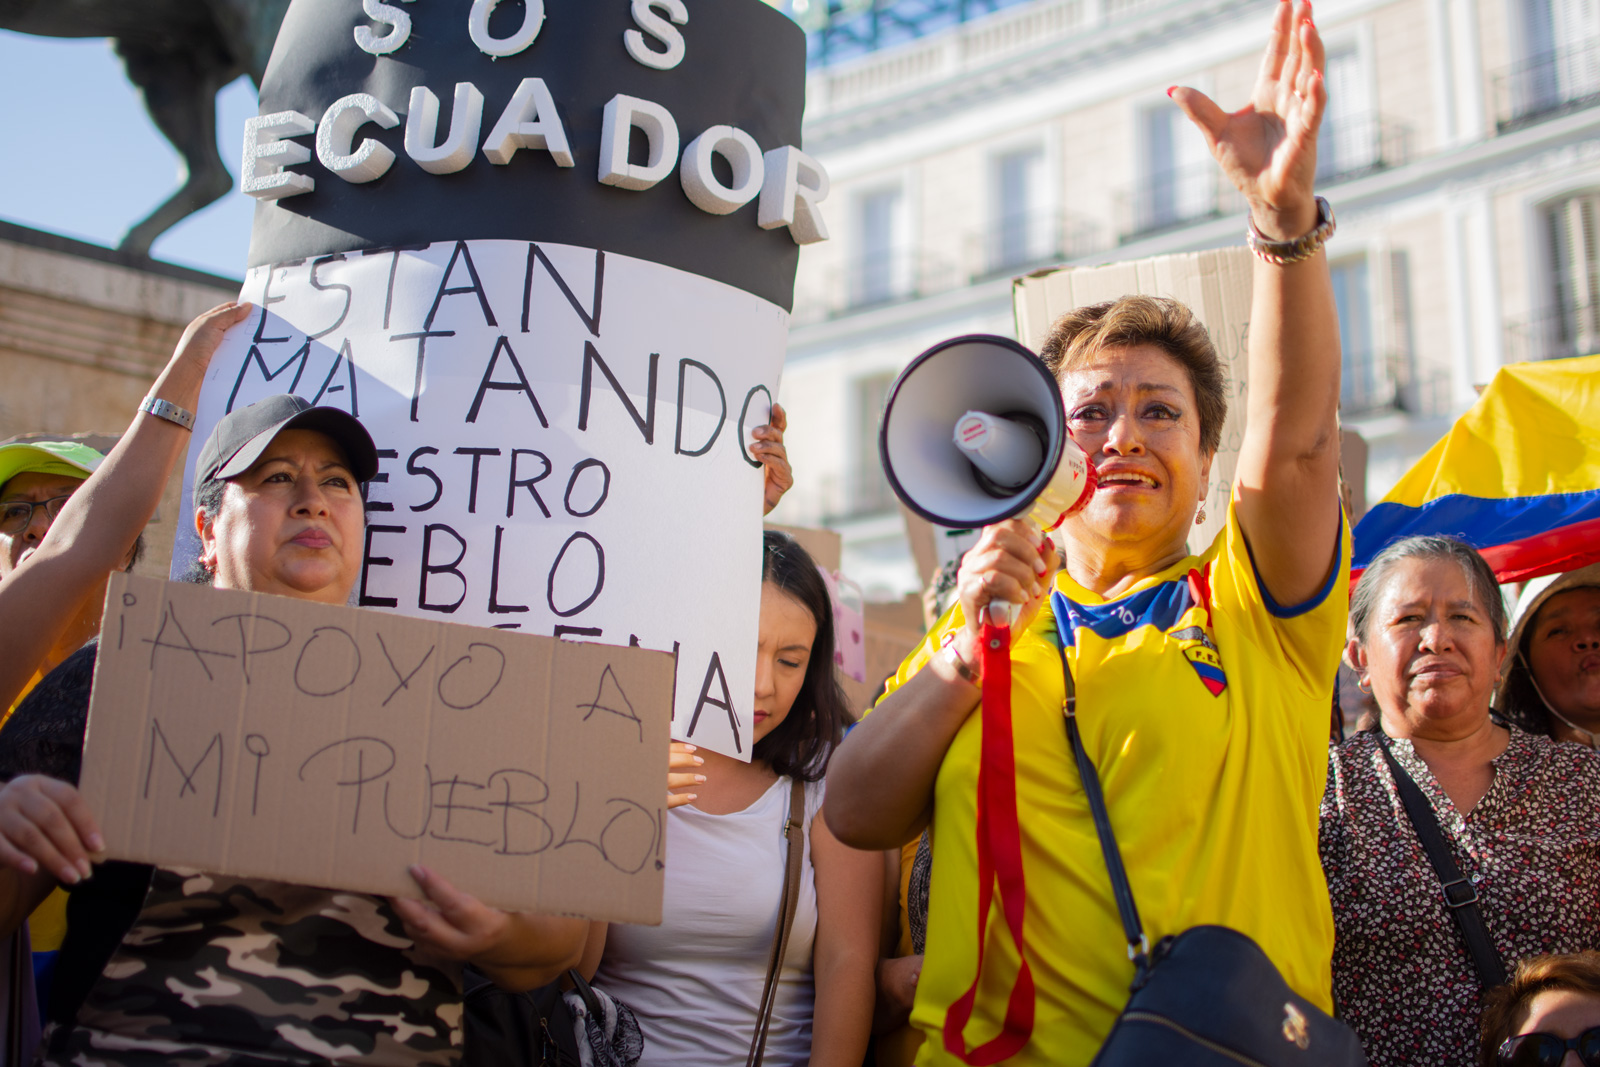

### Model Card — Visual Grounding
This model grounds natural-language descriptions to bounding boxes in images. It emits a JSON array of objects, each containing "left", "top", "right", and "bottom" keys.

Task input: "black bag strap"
[
  {"left": 565, "top": 967, "right": 606, "bottom": 1023},
  {"left": 747, "top": 776, "right": 806, "bottom": 1067},
  {"left": 1052, "top": 635, "right": 1149, "bottom": 973},
  {"left": 1375, "top": 737, "right": 1506, "bottom": 989}
]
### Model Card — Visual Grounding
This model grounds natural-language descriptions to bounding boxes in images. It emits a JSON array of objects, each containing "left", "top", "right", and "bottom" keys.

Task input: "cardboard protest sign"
[
  {"left": 82, "top": 574, "right": 673, "bottom": 922},
  {"left": 172, "top": 0, "right": 823, "bottom": 760},
  {"left": 1012, "top": 249, "right": 1253, "bottom": 551}
]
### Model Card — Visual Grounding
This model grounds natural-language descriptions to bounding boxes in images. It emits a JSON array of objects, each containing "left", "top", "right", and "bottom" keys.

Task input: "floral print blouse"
[{"left": 1319, "top": 726, "right": 1600, "bottom": 1067}]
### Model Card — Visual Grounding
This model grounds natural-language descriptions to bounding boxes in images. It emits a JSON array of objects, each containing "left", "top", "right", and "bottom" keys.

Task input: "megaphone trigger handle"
[{"left": 988, "top": 600, "right": 1022, "bottom": 628}]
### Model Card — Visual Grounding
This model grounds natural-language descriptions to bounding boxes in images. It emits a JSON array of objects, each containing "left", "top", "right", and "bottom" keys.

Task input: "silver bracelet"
[
  {"left": 941, "top": 642, "right": 981, "bottom": 688},
  {"left": 1246, "top": 196, "right": 1336, "bottom": 265},
  {"left": 140, "top": 396, "right": 196, "bottom": 431}
]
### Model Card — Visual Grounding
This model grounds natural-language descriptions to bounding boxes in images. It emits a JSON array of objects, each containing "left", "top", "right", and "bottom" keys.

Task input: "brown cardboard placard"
[
  {"left": 1013, "top": 249, "right": 1254, "bottom": 552},
  {"left": 81, "top": 574, "right": 673, "bottom": 924},
  {"left": 764, "top": 523, "right": 843, "bottom": 573}
]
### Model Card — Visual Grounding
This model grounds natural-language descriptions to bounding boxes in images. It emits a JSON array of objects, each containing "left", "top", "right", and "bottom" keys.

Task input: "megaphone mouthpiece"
[{"left": 953, "top": 410, "right": 1046, "bottom": 495}]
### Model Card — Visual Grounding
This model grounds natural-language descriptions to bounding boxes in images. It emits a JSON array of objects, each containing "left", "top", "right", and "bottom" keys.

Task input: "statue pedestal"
[{"left": 0, "top": 222, "right": 239, "bottom": 577}]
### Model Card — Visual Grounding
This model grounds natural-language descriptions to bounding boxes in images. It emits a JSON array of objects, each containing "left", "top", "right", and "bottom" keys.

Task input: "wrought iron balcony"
[
  {"left": 792, "top": 0, "right": 1038, "bottom": 66},
  {"left": 1504, "top": 302, "right": 1600, "bottom": 362},
  {"left": 1316, "top": 113, "right": 1412, "bottom": 184},
  {"left": 1116, "top": 164, "right": 1244, "bottom": 241},
  {"left": 790, "top": 212, "right": 1111, "bottom": 323},
  {"left": 1340, "top": 349, "right": 1452, "bottom": 419},
  {"left": 1493, "top": 38, "right": 1600, "bottom": 130},
  {"left": 820, "top": 462, "right": 903, "bottom": 521}
]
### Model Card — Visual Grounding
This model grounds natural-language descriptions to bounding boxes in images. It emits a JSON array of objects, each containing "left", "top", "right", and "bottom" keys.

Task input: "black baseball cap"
[{"left": 194, "top": 394, "right": 379, "bottom": 491}]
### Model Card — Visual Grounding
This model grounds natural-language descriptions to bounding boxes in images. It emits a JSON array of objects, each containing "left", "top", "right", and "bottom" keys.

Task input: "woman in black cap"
[{"left": 0, "top": 394, "right": 586, "bottom": 1066}]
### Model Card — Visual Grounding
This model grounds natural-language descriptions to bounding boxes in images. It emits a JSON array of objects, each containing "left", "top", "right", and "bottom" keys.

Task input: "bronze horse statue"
[{"left": 1, "top": 0, "right": 291, "bottom": 257}]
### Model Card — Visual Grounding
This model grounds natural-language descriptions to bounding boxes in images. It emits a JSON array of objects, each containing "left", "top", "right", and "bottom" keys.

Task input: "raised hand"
[
  {"left": 148, "top": 301, "right": 253, "bottom": 412},
  {"left": 1170, "top": 0, "right": 1325, "bottom": 239}
]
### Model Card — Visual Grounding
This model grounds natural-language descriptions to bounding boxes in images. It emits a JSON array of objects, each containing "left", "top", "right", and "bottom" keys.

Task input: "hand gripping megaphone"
[{"left": 876, "top": 334, "right": 1097, "bottom": 1064}]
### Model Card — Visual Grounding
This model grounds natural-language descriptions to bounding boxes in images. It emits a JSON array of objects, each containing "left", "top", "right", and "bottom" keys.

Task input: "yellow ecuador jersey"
[{"left": 889, "top": 502, "right": 1349, "bottom": 1066}]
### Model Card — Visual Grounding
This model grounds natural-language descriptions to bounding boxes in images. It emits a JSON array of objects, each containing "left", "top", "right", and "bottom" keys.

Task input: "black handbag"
[
  {"left": 1047, "top": 630, "right": 1369, "bottom": 1067},
  {"left": 462, "top": 965, "right": 583, "bottom": 1067},
  {"left": 464, "top": 964, "right": 645, "bottom": 1067}
]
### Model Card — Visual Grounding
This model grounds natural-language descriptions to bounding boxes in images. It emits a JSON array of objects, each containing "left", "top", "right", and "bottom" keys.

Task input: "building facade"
[
  {"left": 769, "top": 0, "right": 1600, "bottom": 597},
  {"left": 0, "top": 222, "right": 239, "bottom": 577}
]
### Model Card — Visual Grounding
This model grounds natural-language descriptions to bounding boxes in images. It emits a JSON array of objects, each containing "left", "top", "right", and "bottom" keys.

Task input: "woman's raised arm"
[
  {"left": 1172, "top": 0, "right": 1343, "bottom": 606},
  {"left": 0, "top": 302, "right": 251, "bottom": 708}
]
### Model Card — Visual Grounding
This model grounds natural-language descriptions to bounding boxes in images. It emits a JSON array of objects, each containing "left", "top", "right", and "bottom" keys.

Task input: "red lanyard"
[{"left": 941, "top": 619, "right": 1035, "bottom": 1063}]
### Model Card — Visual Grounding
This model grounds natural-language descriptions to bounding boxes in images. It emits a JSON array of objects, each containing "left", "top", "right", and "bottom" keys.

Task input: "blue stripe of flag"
[{"left": 1353, "top": 487, "right": 1600, "bottom": 569}]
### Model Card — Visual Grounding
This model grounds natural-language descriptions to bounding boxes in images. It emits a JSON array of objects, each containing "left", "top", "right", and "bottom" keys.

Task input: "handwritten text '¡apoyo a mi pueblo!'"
[{"left": 112, "top": 591, "right": 664, "bottom": 875}]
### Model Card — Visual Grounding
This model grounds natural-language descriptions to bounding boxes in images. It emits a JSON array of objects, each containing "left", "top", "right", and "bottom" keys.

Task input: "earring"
[
  {"left": 1194, "top": 503, "right": 1208, "bottom": 526},
  {"left": 1357, "top": 674, "right": 1372, "bottom": 695}
]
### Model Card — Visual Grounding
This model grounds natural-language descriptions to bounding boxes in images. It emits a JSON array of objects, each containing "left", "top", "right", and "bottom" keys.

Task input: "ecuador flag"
[{"left": 1352, "top": 354, "right": 1600, "bottom": 585}]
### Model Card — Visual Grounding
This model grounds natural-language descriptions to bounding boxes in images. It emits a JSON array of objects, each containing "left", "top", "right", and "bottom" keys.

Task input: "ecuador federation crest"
[{"left": 1172, "top": 625, "right": 1227, "bottom": 696}]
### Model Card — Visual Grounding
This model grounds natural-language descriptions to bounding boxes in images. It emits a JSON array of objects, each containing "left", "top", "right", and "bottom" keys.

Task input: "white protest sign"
[
  {"left": 83, "top": 574, "right": 674, "bottom": 921},
  {"left": 175, "top": 240, "right": 784, "bottom": 758}
]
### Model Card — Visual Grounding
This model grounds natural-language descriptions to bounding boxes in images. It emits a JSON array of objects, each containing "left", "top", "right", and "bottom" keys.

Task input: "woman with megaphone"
[{"left": 826, "top": 2, "right": 1358, "bottom": 1064}]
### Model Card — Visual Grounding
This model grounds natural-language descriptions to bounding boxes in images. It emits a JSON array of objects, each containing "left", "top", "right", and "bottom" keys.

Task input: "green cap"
[{"left": 0, "top": 440, "right": 104, "bottom": 493}]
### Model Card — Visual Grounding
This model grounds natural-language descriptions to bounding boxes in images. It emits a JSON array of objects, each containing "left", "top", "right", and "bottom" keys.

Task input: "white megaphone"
[{"left": 879, "top": 334, "right": 1096, "bottom": 539}]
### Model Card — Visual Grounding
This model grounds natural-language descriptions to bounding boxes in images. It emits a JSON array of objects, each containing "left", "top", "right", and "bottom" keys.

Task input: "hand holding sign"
[
  {"left": 0, "top": 775, "right": 104, "bottom": 885},
  {"left": 753, "top": 401, "right": 793, "bottom": 516}
]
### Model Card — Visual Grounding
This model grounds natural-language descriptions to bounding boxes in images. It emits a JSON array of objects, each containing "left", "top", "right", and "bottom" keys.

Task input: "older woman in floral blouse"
[{"left": 1320, "top": 535, "right": 1600, "bottom": 1067}]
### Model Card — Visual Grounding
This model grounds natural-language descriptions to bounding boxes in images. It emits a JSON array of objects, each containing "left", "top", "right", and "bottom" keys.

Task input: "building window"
[
  {"left": 1133, "top": 103, "right": 1213, "bottom": 234},
  {"left": 853, "top": 187, "right": 904, "bottom": 307},
  {"left": 1331, "top": 256, "right": 1392, "bottom": 414},
  {"left": 1508, "top": 0, "right": 1600, "bottom": 121},
  {"left": 1318, "top": 45, "right": 1379, "bottom": 181},
  {"left": 1541, "top": 191, "right": 1600, "bottom": 358},
  {"left": 846, "top": 373, "right": 897, "bottom": 516},
  {"left": 991, "top": 146, "right": 1046, "bottom": 272}
]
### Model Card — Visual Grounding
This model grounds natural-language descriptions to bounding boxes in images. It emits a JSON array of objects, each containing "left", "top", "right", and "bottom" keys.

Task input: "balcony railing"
[
  {"left": 1493, "top": 38, "right": 1600, "bottom": 130},
  {"left": 801, "top": 0, "right": 1037, "bottom": 67},
  {"left": 971, "top": 210, "right": 1106, "bottom": 279},
  {"left": 1341, "top": 348, "right": 1394, "bottom": 417},
  {"left": 819, "top": 463, "right": 901, "bottom": 522},
  {"left": 1340, "top": 350, "right": 1453, "bottom": 419},
  {"left": 1317, "top": 113, "right": 1412, "bottom": 184},
  {"left": 1116, "top": 164, "right": 1244, "bottom": 241},
  {"left": 1504, "top": 302, "right": 1600, "bottom": 362},
  {"left": 792, "top": 213, "right": 1112, "bottom": 323}
]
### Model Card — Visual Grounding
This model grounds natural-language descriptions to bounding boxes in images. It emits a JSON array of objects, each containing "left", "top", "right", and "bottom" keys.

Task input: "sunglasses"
[
  {"left": 1499, "top": 1026, "right": 1600, "bottom": 1066},
  {"left": 0, "top": 494, "right": 73, "bottom": 535}
]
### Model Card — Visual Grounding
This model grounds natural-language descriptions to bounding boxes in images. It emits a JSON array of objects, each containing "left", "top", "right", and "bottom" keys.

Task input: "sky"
[{"left": 0, "top": 30, "right": 258, "bottom": 281}]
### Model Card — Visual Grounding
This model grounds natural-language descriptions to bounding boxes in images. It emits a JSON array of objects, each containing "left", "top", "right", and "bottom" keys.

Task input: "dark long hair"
[{"left": 754, "top": 531, "right": 852, "bottom": 782}]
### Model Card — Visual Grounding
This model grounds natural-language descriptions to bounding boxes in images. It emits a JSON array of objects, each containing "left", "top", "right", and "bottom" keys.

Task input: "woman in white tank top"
[{"left": 580, "top": 532, "right": 881, "bottom": 1066}]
